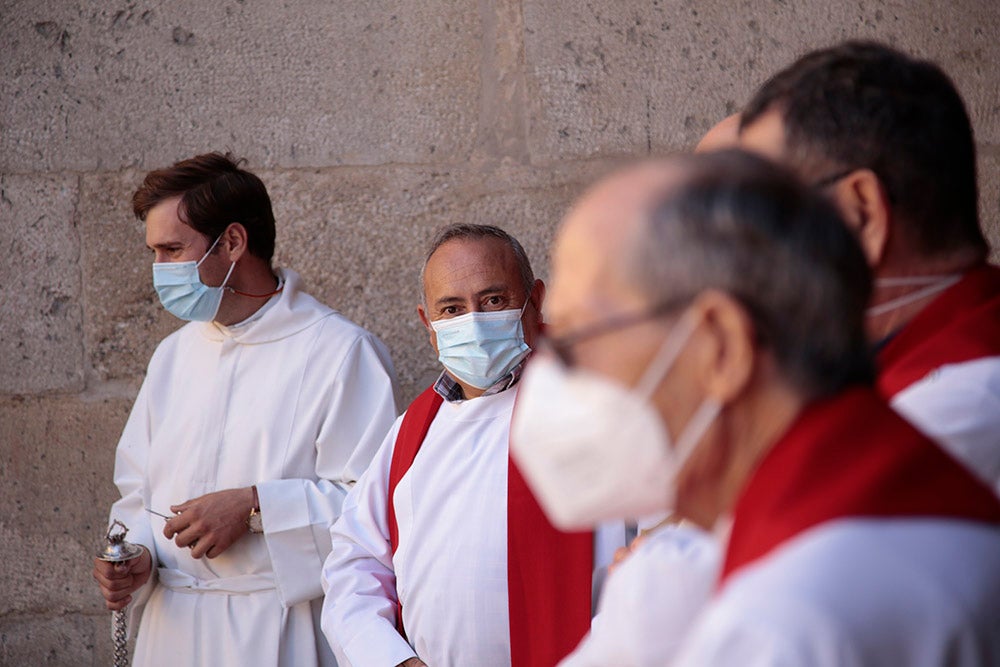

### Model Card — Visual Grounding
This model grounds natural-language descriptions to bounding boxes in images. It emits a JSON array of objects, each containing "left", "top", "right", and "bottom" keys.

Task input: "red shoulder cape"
[
  {"left": 878, "top": 264, "right": 1000, "bottom": 398},
  {"left": 721, "top": 387, "right": 1000, "bottom": 583}
]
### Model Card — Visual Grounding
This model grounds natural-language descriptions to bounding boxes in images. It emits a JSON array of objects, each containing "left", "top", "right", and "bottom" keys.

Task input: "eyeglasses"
[{"left": 542, "top": 297, "right": 690, "bottom": 367}]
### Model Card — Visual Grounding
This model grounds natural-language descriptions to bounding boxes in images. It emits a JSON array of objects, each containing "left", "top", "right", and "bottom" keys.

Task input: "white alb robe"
[
  {"left": 559, "top": 524, "right": 720, "bottom": 667},
  {"left": 110, "top": 268, "right": 398, "bottom": 666},
  {"left": 673, "top": 518, "right": 1000, "bottom": 666},
  {"left": 321, "top": 386, "right": 623, "bottom": 667}
]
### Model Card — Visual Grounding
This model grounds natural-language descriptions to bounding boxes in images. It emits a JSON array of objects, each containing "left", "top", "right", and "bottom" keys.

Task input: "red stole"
[
  {"left": 721, "top": 387, "right": 1000, "bottom": 584},
  {"left": 387, "top": 386, "right": 595, "bottom": 667},
  {"left": 878, "top": 264, "right": 1000, "bottom": 398}
]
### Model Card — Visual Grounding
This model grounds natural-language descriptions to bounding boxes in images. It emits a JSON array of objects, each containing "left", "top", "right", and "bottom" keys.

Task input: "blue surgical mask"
[
  {"left": 152, "top": 235, "right": 236, "bottom": 322},
  {"left": 431, "top": 302, "right": 531, "bottom": 389}
]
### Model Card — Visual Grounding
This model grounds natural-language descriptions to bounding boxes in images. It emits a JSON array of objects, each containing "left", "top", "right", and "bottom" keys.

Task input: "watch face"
[{"left": 248, "top": 511, "right": 263, "bottom": 534}]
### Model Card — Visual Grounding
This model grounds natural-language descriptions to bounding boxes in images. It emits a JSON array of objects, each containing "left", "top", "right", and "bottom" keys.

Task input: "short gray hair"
[
  {"left": 626, "top": 150, "right": 874, "bottom": 399},
  {"left": 421, "top": 223, "right": 535, "bottom": 300}
]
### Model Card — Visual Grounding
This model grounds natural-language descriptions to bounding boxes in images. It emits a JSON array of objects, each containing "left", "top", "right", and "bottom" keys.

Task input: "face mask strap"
[
  {"left": 671, "top": 398, "right": 722, "bottom": 465},
  {"left": 219, "top": 261, "right": 237, "bottom": 290},
  {"left": 634, "top": 309, "right": 699, "bottom": 399},
  {"left": 195, "top": 234, "right": 225, "bottom": 268},
  {"left": 866, "top": 275, "right": 961, "bottom": 318},
  {"left": 874, "top": 274, "right": 961, "bottom": 288}
]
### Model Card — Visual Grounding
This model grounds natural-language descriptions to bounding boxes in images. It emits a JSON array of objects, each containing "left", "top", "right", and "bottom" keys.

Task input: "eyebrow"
[{"left": 432, "top": 284, "right": 511, "bottom": 308}]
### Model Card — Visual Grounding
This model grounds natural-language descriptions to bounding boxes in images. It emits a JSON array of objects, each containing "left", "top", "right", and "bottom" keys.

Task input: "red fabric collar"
[
  {"left": 877, "top": 264, "right": 1000, "bottom": 398},
  {"left": 721, "top": 387, "right": 1000, "bottom": 584},
  {"left": 388, "top": 386, "right": 594, "bottom": 667}
]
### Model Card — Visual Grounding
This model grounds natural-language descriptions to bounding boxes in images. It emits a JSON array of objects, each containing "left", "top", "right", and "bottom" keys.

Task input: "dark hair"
[
  {"left": 422, "top": 223, "right": 535, "bottom": 298},
  {"left": 628, "top": 150, "right": 875, "bottom": 399},
  {"left": 741, "top": 41, "right": 987, "bottom": 260},
  {"left": 132, "top": 152, "right": 276, "bottom": 262}
]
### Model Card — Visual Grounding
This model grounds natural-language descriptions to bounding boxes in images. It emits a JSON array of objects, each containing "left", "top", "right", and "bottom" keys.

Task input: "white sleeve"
[
  {"left": 890, "top": 357, "right": 1000, "bottom": 496},
  {"left": 562, "top": 525, "right": 720, "bottom": 667},
  {"left": 321, "top": 417, "right": 418, "bottom": 667},
  {"left": 258, "top": 332, "right": 400, "bottom": 608},
  {"left": 108, "top": 374, "right": 160, "bottom": 632}
]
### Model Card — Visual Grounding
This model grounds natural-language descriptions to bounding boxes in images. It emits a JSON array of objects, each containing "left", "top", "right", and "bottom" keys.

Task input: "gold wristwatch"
[{"left": 247, "top": 485, "right": 263, "bottom": 534}]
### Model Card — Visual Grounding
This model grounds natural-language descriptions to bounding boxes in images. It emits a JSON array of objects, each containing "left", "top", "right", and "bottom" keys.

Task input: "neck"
[
  {"left": 455, "top": 375, "right": 486, "bottom": 399},
  {"left": 214, "top": 260, "right": 280, "bottom": 326},
  {"left": 677, "top": 375, "right": 805, "bottom": 531},
  {"left": 866, "top": 250, "right": 981, "bottom": 342}
]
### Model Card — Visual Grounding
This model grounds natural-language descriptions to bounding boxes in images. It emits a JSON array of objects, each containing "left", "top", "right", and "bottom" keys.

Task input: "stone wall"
[{"left": 2, "top": 1, "right": 998, "bottom": 663}]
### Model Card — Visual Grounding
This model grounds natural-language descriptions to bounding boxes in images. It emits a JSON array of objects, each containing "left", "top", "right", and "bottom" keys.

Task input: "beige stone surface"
[
  {"left": 523, "top": 0, "right": 1000, "bottom": 162},
  {"left": 0, "top": 394, "right": 131, "bottom": 617},
  {"left": 0, "top": 173, "right": 84, "bottom": 394},
  {"left": 1, "top": 0, "right": 482, "bottom": 173},
  {"left": 0, "top": 613, "right": 110, "bottom": 666},
  {"left": 78, "top": 170, "right": 181, "bottom": 383},
  {"left": 982, "top": 151, "right": 1000, "bottom": 263},
  {"left": 3, "top": 1, "right": 1000, "bottom": 664}
]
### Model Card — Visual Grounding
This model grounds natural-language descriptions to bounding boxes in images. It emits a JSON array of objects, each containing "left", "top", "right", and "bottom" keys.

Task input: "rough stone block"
[
  {"left": 1, "top": 0, "right": 482, "bottom": 173},
  {"left": 78, "top": 170, "right": 180, "bottom": 383},
  {"left": 0, "top": 173, "right": 84, "bottom": 394},
  {"left": 0, "top": 613, "right": 104, "bottom": 666},
  {"left": 522, "top": 0, "right": 1000, "bottom": 162},
  {"left": 0, "top": 394, "right": 132, "bottom": 617},
  {"left": 981, "top": 151, "right": 1000, "bottom": 263}
]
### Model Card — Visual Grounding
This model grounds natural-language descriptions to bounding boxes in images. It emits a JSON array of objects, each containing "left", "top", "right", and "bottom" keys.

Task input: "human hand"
[
  {"left": 608, "top": 533, "right": 647, "bottom": 576},
  {"left": 164, "top": 487, "right": 256, "bottom": 559},
  {"left": 92, "top": 547, "right": 153, "bottom": 611},
  {"left": 397, "top": 659, "right": 427, "bottom": 667}
]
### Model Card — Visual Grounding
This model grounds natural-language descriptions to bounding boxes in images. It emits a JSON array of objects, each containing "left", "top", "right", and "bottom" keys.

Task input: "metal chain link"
[{"left": 113, "top": 609, "right": 130, "bottom": 667}]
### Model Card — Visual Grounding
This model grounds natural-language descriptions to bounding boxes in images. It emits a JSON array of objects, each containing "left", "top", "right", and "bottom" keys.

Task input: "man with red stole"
[
  {"left": 321, "top": 224, "right": 623, "bottom": 667},
  {"left": 512, "top": 151, "right": 1000, "bottom": 665}
]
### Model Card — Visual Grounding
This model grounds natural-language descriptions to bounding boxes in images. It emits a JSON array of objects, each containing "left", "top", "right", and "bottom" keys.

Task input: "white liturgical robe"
[
  {"left": 673, "top": 519, "right": 1000, "bottom": 667},
  {"left": 671, "top": 388, "right": 1000, "bottom": 666},
  {"left": 110, "top": 269, "right": 398, "bottom": 666},
  {"left": 321, "top": 386, "right": 623, "bottom": 667},
  {"left": 559, "top": 524, "right": 720, "bottom": 667}
]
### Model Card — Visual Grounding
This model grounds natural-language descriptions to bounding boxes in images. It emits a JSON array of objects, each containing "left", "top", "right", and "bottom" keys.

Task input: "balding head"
[
  {"left": 550, "top": 161, "right": 686, "bottom": 325},
  {"left": 549, "top": 150, "right": 874, "bottom": 400},
  {"left": 694, "top": 114, "right": 742, "bottom": 154}
]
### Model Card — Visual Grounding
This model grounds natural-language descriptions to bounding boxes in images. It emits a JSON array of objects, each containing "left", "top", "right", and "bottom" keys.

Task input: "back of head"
[
  {"left": 628, "top": 150, "right": 875, "bottom": 400},
  {"left": 132, "top": 152, "right": 277, "bottom": 263},
  {"left": 741, "top": 41, "right": 987, "bottom": 261}
]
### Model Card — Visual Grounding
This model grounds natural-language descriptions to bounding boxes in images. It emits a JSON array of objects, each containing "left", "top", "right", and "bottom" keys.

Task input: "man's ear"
[
  {"left": 690, "top": 290, "right": 755, "bottom": 405},
  {"left": 417, "top": 303, "right": 438, "bottom": 352},
  {"left": 529, "top": 279, "right": 546, "bottom": 318},
  {"left": 831, "top": 169, "right": 891, "bottom": 266},
  {"left": 221, "top": 223, "right": 249, "bottom": 263}
]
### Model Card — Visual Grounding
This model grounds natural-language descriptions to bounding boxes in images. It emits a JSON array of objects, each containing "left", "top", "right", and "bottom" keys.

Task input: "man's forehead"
[{"left": 423, "top": 236, "right": 521, "bottom": 295}]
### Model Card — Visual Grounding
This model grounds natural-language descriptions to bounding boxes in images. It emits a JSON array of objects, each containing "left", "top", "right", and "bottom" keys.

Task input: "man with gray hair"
[
  {"left": 321, "top": 224, "right": 623, "bottom": 667},
  {"left": 512, "top": 150, "right": 1000, "bottom": 665}
]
